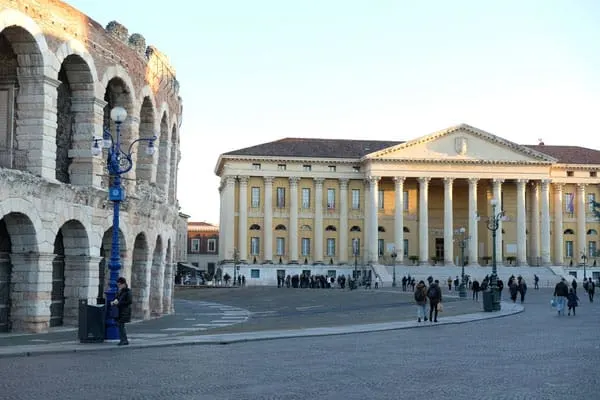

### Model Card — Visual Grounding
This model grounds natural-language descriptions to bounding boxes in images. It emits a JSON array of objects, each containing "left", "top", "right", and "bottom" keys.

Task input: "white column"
[
  {"left": 492, "top": 179, "right": 504, "bottom": 265},
  {"left": 540, "top": 179, "right": 552, "bottom": 265},
  {"left": 263, "top": 176, "right": 274, "bottom": 263},
  {"left": 368, "top": 176, "right": 380, "bottom": 263},
  {"left": 443, "top": 178, "right": 454, "bottom": 266},
  {"left": 468, "top": 178, "right": 479, "bottom": 266},
  {"left": 576, "top": 183, "right": 587, "bottom": 261},
  {"left": 314, "top": 178, "right": 325, "bottom": 263},
  {"left": 289, "top": 177, "right": 300, "bottom": 263},
  {"left": 218, "top": 182, "right": 225, "bottom": 262},
  {"left": 224, "top": 176, "right": 236, "bottom": 261},
  {"left": 418, "top": 177, "right": 430, "bottom": 265},
  {"left": 516, "top": 179, "right": 528, "bottom": 266},
  {"left": 530, "top": 182, "right": 540, "bottom": 264},
  {"left": 394, "top": 177, "right": 405, "bottom": 264},
  {"left": 238, "top": 176, "right": 249, "bottom": 262},
  {"left": 339, "top": 178, "right": 349, "bottom": 264},
  {"left": 554, "top": 183, "right": 564, "bottom": 265}
]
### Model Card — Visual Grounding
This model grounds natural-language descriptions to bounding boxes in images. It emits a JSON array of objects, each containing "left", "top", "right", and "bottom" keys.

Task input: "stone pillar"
[
  {"left": 10, "top": 253, "right": 54, "bottom": 333},
  {"left": 70, "top": 97, "right": 106, "bottom": 187},
  {"left": 540, "top": 179, "right": 552, "bottom": 265},
  {"left": 132, "top": 257, "right": 151, "bottom": 320},
  {"left": 443, "top": 178, "right": 454, "bottom": 266},
  {"left": 224, "top": 176, "right": 236, "bottom": 261},
  {"left": 418, "top": 177, "right": 430, "bottom": 265},
  {"left": 150, "top": 256, "right": 165, "bottom": 317},
  {"left": 289, "top": 177, "right": 300, "bottom": 263},
  {"left": 516, "top": 179, "right": 528, "bottom": 266},
  {"left": 394, "top": 177, "right": 405, "bottom": 264},
  {"left": 468, "top": 178, "right": 479, "bottom": 266},
  {"left": 238, "top": 176, "right": 249, "bottom": 262},
  {"left": 314, "top": 178, "right": 325, "bottom": 264},
  {"left": 576, "top": 183, "right": 587, "bottom": 260},
  {"left": 492, "top": 179, "right": 504, "bottom": 265},
  {"left": 63, "top": 256, "right": 101, "bottom": 324},
  {"left": 530, "top": 182, "right": 540, "bottom": 264},
  {"left": 339, "top": 178, "right": 349, "bottom": 264},
  {"left": 162, "top": 263, "right": 175, "bottom": 314},
  {"left": 263, "top": 176, "right": 274, "bottom": 263},
  {"left": 368, "top": 176, "right": 379, "bottom": 263},
  {"left": 218, "top": 182, "right": 225, "bottom": 262},
  {"left": 554, "top": 183, "right": 564, "bottom": 265}
]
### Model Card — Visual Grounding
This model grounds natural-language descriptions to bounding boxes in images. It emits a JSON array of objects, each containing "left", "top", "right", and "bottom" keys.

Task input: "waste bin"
[
  {"left": 78, "top": 299, "right": 105, "bottom": 343},
  {"left": 482, "top": 290, "right": 494, "bottom": 312}
]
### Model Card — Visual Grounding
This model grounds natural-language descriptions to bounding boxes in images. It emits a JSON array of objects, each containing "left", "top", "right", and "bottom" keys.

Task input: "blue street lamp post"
[
  {"left": 391, "top": 249, "right": 397, "bottom": 287},
  {"left": 92, "top": 106, "right": 156, "bottom": 340}
]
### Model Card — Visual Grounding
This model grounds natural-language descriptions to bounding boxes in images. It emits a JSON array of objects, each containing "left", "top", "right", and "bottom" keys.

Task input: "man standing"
[
  {"left": 111, "top": 277, "right": 132, "bottom": 346},
  {"left": 586, "top": 278, "right": 595, "bottom": 303},
  {"left": 553, "top": 278, "right": 569, "bottom": 316},
  {"left": 427, "top": 280, "right": 443, "bottom": 323}
]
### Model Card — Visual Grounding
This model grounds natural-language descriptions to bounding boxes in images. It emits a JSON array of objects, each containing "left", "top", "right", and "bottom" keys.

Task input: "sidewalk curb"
[{"left": 0, "top": 302, "right": 523, "bottom": 359}]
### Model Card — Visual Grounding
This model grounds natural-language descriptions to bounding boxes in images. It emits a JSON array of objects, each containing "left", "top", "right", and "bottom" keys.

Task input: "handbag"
[
  {"left": 436, "top": 302, "right": 443, "bottom": 312},
  {"left": 550, "top": 298, "right": 557, "bottom": 308}
]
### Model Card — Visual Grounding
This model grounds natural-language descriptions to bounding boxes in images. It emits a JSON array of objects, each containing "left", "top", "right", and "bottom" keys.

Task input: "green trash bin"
[{"left": 482, "top": 290, "right": 494, "bottom": 312}]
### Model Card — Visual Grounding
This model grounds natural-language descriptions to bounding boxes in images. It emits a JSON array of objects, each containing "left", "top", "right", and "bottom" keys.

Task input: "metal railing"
[{"left": 0, "top": 147, "right": 28, "bottom": 170}]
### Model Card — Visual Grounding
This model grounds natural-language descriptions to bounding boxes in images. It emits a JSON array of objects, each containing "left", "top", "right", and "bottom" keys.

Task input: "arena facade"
[{"left": 0, "top": 0, "right": 184, "bottom": 332}]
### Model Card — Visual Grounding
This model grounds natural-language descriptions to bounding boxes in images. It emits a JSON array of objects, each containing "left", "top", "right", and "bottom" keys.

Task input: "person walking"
[
  {"left": 553, "top": 278, "right": 569, "bottom": 316},
  {"left": 472, "top": 279, "right": 480, "bottom": 301},
  {"left": 111, "top": 277, "right": 132, "bottom": 345},
  {"left": 414, "top": 280, "right": 428, "bottom": 323},
  {"left": 427, "top": 280, "right": 442, "bottom": 323},
  {"left": 567, "top": 288, "right": 579, "bottom": 316},
  {"left": 586, "top": 278, "right": 595, "bottom": 302}
]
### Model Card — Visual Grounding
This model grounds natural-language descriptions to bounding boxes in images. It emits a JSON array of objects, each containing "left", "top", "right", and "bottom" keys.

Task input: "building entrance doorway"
[{"left": 435, "top": 238, "right": 444, "bottom": 260}]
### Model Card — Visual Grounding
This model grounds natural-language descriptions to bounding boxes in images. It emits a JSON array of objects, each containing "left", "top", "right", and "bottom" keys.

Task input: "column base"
[
  {"left": 468, "top": 263, "right": 480, "bottom": 267},
  {"left": 312, "top": 261, "right": 324, "bottom": 265},
  {"left": 444, "top": 261, "right": 455, "bottom": 267},
  {"left": 517, "top": 261, "right": 529, "bottom": 267},
  {"left": 288, "top": 260, "right": 299, "bottom": 264}
]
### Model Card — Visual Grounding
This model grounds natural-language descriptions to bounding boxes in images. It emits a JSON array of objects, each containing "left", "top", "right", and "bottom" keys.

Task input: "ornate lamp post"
[
  {"left": 581, "top": 249, "right": 587, "bottom": 280},
  {"left": 233, "top": 248, "right": 239, "bottom": 286},
  {"left": 457, "top": 227, "right": 467, "bottom": 298},
  {"left": 476, "top": 198, "right": 508, "bottom": 312},
  {"left": 391, "top": 248, "right": 397, "bottom": 288},
  {"left": 91, "top": 106, "right": 156, "bottom": 340}
]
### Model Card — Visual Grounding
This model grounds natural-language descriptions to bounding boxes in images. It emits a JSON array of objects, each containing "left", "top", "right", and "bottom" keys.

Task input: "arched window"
[
  {"left": 587, "top": 229, "right": 597, "bottom": 235},
  {"left": 300, "top": 225, "right": 312, "bottom": 231},
  {"left": 275, "top": 224, "right": 287, "bottom": 231},
  {"left": 564, "top": 229, "right": 574, "bottom": 235},
  {"left": 350, "top": 226, "right": 361, "bottom": 232},
  {"left": 325, "top": 225, "right": 337, "bottom": 232},
  {"left": 403, "top": 227, "right": 410, "bottom": 233},
  {"left": 378, "top": 226, "right": 385, "bottom": 232},
  {"left": 249, "top": 224, "right": 261, "bottom": 230}
]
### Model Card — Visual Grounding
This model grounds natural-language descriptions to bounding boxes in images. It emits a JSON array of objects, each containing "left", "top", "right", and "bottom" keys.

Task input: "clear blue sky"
[{"left": 67, "top": 0, "right": 600, "bottom": 225}]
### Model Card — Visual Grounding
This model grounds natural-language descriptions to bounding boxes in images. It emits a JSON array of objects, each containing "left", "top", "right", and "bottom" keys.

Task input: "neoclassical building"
[
  {"left": 215, "top": 124, "right": 600, "bottom": 275},
  {"left": 0, "top": 1, "right": 184, "bottom": 332}
]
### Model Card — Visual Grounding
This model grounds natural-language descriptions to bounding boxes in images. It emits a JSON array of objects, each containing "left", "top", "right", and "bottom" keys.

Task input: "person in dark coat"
[
  {"left": 509, "top": 280, "right": 518, "bottom": 303},
  {"left": 554, "top": 278, "right": 569, "bottom": 316},
  {"left": 472, "top": 279, "right": 480, "bottom": 301},
  {"left": 111, "top": 277, "right": 132, "bottom": 345},
  {"left": 427, "top": 280, "right": 443, "bottom": 323},
  {"left": 567, "top": 288, "right": 579, "bottom": 316}
]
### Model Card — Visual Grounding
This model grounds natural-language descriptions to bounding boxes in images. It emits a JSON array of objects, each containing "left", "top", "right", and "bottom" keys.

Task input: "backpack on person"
[
  {"left": 427, "top": 285, "right": 439, "bottom": 299},
  {"left": 583, "top": 281, "right": 589, "bottom": 291},
  {"left": 415, "top": 289, "right": 426, "bottom": 302}
]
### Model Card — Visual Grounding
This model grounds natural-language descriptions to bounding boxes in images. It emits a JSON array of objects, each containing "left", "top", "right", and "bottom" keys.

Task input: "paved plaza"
[{"left": 0, "top": 286, "right": 598, "bottom": 399}]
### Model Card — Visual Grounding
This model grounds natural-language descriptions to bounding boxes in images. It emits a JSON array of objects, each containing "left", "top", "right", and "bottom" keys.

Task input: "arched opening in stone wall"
[
  {"left": 131, "top": 232, "right": 150, "bottom": 319},
  {"left": 0, "top": 212, "right": 38, "bottom": 332},
  {"left": 0, "top": 27, "right": 43, "bottom": 172},
  {"left": 55, "top": 55, "right": 95, "bottom": 184},
  {"left": 156, "top": 113, "right": 170, "bottom": 196},
  {"left": 51, "top": 230, "right": 65, "bottom": 327},
  {"left": 135, "top": 96, "right": 155, "bottom": 183},
  {"left": 168, "top": 125, "right": 178, "bottom": 204},
  {"left": 163, "top": 239, "right": 172, "bottom": 314},
  {"left": 150, "top": 235, "right": 163, "bottom": 316},
  {"left": 98, "top": 227, "right": 128, "bottom": 304}
]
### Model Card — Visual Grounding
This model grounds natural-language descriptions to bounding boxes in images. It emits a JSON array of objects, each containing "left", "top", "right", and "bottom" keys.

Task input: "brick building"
[{"left": 186, "top": 222, "right": 219, "bottom": 276}]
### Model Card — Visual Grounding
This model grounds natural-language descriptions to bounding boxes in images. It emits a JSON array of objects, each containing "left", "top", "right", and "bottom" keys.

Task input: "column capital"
[
  {"left": 314, "top": 177, "right": 325, "bottom": 186},
  {"left": 393, "top": 176, "right": 405, "bottom": 184},
  {"left": 225, "top": 175, "right": 236, "bottom": 185},
  {"left": 577, "top": 182, "right": 587, "bottom": 191},
  {"left": 443, "top": 177, "right": 454, "bottom": 185},
  {"left": 553, "top": 182, "right": 564, "bottom": 192},
  {"left": 289, "top": 176, "right": 300, "bottom": 186},
  {"left": 492, "top": 178, "right": 504, "bottom": 185},
  {"left": 468, "top": 178, "right": 479, "bottom": 187},
  {"left": 264, "top": 176, "right": 274, "bottom": 185},
  {"left": 516, "top": 179, "right": 529, "bottom": 185},
  {"left": 418, "top": 177, "right": 431, "bottom": 185},
  {"left": 367, "top": 176, "right": 380, "bottom": 183},
  {"left": 238, "top": 175, "right": 249, "bottom": 185},
  {"left": 339, "top": 178, "right": 349, "bottom": 189},
  {"left": 541, "top": 179, "right": 552, "bottom": 186}
]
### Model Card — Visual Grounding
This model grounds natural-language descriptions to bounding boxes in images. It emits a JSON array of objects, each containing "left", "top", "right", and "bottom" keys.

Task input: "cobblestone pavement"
[{"left": 0, "top": 287, "right": 597, "bottom": 399}]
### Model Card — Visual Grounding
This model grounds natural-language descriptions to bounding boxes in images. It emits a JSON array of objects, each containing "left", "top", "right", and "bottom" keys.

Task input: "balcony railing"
[{"left": 0, "top": 147, "right": 28, "bottom": 170}]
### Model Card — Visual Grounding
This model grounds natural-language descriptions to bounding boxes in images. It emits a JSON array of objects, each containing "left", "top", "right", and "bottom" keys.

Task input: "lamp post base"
[
  {"left": 104, "top": 290, "right": 119, "bottom": 340},
  {"left": 458, "top": 283, "right": 467, "bottom": 298}
]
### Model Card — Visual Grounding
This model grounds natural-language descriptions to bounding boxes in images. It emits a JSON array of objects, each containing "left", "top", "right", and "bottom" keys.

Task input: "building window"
[
  {"left": 378, "top": 239, "right": 384, "bottom": 256},
  {"left": 302, "top": 188, "right": 311, "bottom": 208},
  {"left": 588, "top": 193, "right": 596, "bottom": 212},
  {"left": 565, "top": 240, "right": 573, "bottom": 258},
  {"left": 303, "top": 165, "right": 312, "bottom": 172},
  {"left": 251, "top": 237, "right": 260, "bottom": 256},
  {"left": 566, "top": 171, "right": 574, "bottom": 177},
  {"left": 403, "top": 191, "right": 409, "bottom": 211},
  {"left": 301, "top": 238, "right": 311, "bottom": 256},
  {"left": 326, "top": 238, "right": 336, "bottom": 257},
  {"left": 191, "top": 239, "right": 200, "bottom": 253},
  {"left": 251, "top": 269, "right": 260, "bottom": 278},
  {"left": 591, "top": 171, "right": 597, "bottom": 178},
  {"left": 276, "top": 237, "right": 285, "bottom": 256},
  {"left": 564, "top": 193, "right": 574, "bottom": 214},
  {"left": 251, "top": 187, "right": 260, "bottom": 208},
  {"left": 378, "top": 190, "right": 384, "bottom": 209},
  {"left": 352, "top": 189, "right": 360, "bottom": 209},
  {"left": 276, "top": 187, "right": 286, "bottom": 208},
  {"left": 328, "top": 165, "right": 336, "bottom": 172},
  {"left": 327, "top": 188, "right": 336, "bottom": 209},
  {"left": 277, "top": 164, "right": 286, "bottom": 171},
  {"left": 352, "top": 238, "right": 360, "bottom": 256},
  {"left": 403, "top": 239, "right": 409, "bottom": 257},
  {"left": 589, "top": 241, "right": 597, "bottom": 258},
  {"left": 252, "top": 163, "right": 261, "bottom": 170},
  {"left": 207, "top": 239, "right": 216, "bottom": 253},
  {"left": 352, "top": 166, "right": 360, "bottom": 172}
]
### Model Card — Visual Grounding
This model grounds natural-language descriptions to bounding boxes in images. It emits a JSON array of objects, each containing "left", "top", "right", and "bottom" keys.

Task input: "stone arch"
[
  {"left": 167, "top": 123, "right": 179, "bottom": 203},
  {"left": 587, "top": 229, "right": 597, "bottom": 235},
  {"left": 100, "top": 65, "right": 136, "bottom": 107},
  {"left": 55, "top": 54, "right": 95, "bottom": 185},
  {"left": 564, "top": 229, "right": 574, "bottom": 235},
  {"left": 156, "top": 112, "right": 170, "bottom": 195},
  {"left": 249, "top": 224, "right": 261, "bottom": 230},
  {"left": 135, "top": 95, "right": 157, "bottom": 183},
  {"left": 53, "top": 39, "right": 100, "bottom": 93},
  {"left": 350, "top": 226, "right": 361, "bottom": 232},
  {"left": 325, "top": 225, "right": 337, "bottom": 232},
  {"left": 131, "top": 232, "right": 150, "bottom": 319},
  {"left": 150, "top": 235, "right": 164, "bottom": 316},
  {"left": 403, "top": 227, "right": 410, "bottom": 233},
  {"left": 163, "top": 238, "right": 173, "bottom": 313},
  {"left": 0, "top": 201, "right": 43, "bottom": 253},
  {"left": 275, "top": 224, "right": 287, "bottom": 231},
  {"left": 300, "top": 225, "right": 312, "bottom": 231},
  {"left": 0, "top": 9, "right": 50, "bottom": 65},
  {"left": 378, "top": 226, "right": 386, "bottom": 232},
  {"left": 98, "top": 227, "right": 128, "bottom": 304}
]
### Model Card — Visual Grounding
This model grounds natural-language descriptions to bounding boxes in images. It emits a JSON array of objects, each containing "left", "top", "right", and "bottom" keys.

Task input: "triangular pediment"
[{"left": 365, "top": 124, "right": 557, "bottom": 164}]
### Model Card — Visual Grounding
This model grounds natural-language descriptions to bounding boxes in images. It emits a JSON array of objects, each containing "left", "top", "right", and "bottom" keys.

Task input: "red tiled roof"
[{"left": 524, "top": 145, "right": 600, "bottom": 165}]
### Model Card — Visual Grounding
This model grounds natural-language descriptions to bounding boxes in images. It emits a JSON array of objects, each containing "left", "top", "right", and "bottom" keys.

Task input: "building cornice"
[{"left": 215, "top": 155, "right": 360, "bottom": 176}]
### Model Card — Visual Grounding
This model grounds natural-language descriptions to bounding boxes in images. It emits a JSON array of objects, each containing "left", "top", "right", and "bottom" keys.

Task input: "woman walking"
[{"left": 111, "top": 277, "right": 133, "bottom": 345}]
